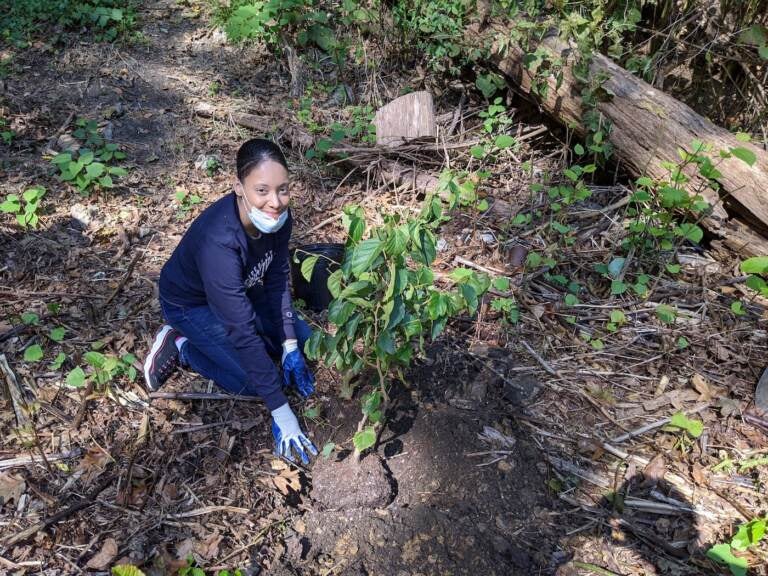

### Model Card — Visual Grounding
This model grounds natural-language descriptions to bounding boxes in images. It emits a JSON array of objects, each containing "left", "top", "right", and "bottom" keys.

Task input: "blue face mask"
[{"left": 240, "top": 192, "right": 288, "bottom": 234}]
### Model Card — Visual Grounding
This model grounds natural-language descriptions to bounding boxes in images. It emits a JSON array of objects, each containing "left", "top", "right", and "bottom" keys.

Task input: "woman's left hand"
[{"left": 282, "top": 340, "right": 315, "bottom": 398}]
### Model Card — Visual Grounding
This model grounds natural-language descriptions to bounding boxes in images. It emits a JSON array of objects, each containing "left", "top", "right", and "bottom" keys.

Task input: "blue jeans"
[{"left": 159, "top": 296, "right": 312, "bottom": 396}]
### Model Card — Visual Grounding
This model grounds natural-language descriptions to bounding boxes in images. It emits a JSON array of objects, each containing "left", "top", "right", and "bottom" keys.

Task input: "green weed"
[
  {"left": 0, "top": 0, "right": 136, "bottom": 46},
  {"left": 50, "top": 119, "right": 128, "bottom": 195},
  {"left": 0, "top": 185, "right": 46, "bottom": 229}
]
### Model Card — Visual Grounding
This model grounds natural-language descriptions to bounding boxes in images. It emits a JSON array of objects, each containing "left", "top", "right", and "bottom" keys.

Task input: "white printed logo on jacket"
[{"left": 244, "top": 250, "right": 274, "bottom": 289}]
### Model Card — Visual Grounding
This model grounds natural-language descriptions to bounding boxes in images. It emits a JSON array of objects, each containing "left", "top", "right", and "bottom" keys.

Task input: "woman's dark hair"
[{"left": 236, "top": 138, "right": 288, "bottom": 181}]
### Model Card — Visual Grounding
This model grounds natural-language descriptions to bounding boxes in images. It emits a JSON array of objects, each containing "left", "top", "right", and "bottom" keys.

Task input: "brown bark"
[{"left": 490, "top": 28, "right": 768, "bottom": 253}]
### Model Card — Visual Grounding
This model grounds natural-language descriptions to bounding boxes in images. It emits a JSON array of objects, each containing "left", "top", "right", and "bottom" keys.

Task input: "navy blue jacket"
[{"left": 159, "top": 193, "right": 295, "bottom": 410}]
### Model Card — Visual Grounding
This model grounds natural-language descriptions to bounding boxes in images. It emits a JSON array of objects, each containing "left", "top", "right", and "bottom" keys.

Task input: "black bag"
[{"left": 290, "top": 243, "right": 346, "bottom": 311}]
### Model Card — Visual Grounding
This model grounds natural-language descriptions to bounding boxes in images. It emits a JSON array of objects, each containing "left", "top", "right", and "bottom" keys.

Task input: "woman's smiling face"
[{"left": 237, "top": 158, "right": 290, "bottom": 220}]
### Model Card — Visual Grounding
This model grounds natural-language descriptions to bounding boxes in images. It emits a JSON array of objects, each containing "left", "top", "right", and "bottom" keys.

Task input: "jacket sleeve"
[
  {"left": 195, "top": 236, "right": 287, "bottom": 411},
  {"left": 263, "top": 216, "right": 297, "bottom": 343}
]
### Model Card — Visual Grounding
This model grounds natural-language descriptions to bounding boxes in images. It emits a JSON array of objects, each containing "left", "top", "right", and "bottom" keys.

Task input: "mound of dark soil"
[{"left": 279, "top": 351, "right": 556, "bottom": 575}]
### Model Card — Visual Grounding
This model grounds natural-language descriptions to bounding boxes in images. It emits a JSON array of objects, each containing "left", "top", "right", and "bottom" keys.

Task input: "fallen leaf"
[
  {"left": 691, "top": 462, "right": 706, "bottom": 485},
  {"left": 162, "top": 483, "right": 179, "bottom": 502},
  {"left": 77, "top": 446, "right": 111, "bottom": 483},
  {"left": 713, "top": 342, "right": 730, "bottom": 362},
  {"left": 270, "top": 458, "right": 288, "bottom": 471},
  {"left": 531, "top": 304, "right": 545, "bottom": 319},
  {"left": 198, "top": 532, "right": 223, "bottom": 559},
  {"left": 135, "top": 412, "right": 150, "bottom": 448},
  {"left": 116, "top": 480, "right": 147, "bottom": 507},
  {"left": 642, "top": 453, "right": 666, "bottom": 486},
  {"left": 691, "top": 373, "right": 713, "bottom": 401},
  {"left": 0, "top": 472, "right": 26, "bottom": 504},
  {"left": 86, "top": 538, "right": 118, "bottom": 569},
  {"left": 654, "top": 375, "right": 670, "bottom": 397},
  {"left": 468, "top": 342, "right": 490, "bottom": 357},
  {"left": 176, "top": 537, "right": 195, "bottom": 560},
  {"left": 273, "top": 468, "right": 301, "bottom": 495},
  {"left": 643, "top": 390, "right": 699, "bottom": 411}
]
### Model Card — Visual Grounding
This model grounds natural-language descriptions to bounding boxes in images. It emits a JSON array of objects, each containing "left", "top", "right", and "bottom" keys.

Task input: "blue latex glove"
[
  {"left": 282, "top": 340, "right": 316, "bottom": 398},
  {"left": 271, "top": 403, "right": 317, "bottom": 464}
]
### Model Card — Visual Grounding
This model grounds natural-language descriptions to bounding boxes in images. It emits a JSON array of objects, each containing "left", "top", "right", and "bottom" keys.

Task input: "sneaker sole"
[{"left": 144, "top": 325, "right": 176, "bottom": 392}]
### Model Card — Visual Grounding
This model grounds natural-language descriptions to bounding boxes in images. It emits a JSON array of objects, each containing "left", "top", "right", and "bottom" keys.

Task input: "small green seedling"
[
  {"left": 50, "top": 119, "right": 128, "bottom": 194},
  {"left": 20, "top": 312, "right": 40, "bottom": 325},
  {"left": 665, "top": 412, "right": 704, "bottom": 438},
  {"left": 707, "top": 517, "right": 767, "bottom": 576},
  {"left": 49, "top": 327, "right": 66, "bottom": 342},
  {"left": 655, "top": 304, "right": 677, "bottom": 324},
  {"left": 741, "top": 256, "right": 768, "bottom": 299},
  {"left": 0, "top": 117, "right": 14, "bottom": 145},
  {"left": 50, "top": 352, "right": 67, "bottom": 370},
  {"left": 738, "top": 456, "right": 768, "bottom": 473},
  {"left": 321, "top": 441, "right": 335, "bottom": 459},
  {"left": 23, "top": 344, "right": 43, "bottom": 362},
  {"left": 0, "top": 186, "right": 46, "bottom": 228},
  {"left": 606, "top": 309, "right": 626, "bottom": 332},
  {"left": 664, "top": 411, "right": 703, "bottom": 453},
  {"left": 175, "top": 189, "right": 202, "bottom": 214},
  {"left": 204, "top": 157, "right": 220, "bottom": 177},
  {"left": 111, "top": 566, "right": 146, "bottom": 576},
  {"left": 66, "top": 350, "right": 137, "bottom": 389}
]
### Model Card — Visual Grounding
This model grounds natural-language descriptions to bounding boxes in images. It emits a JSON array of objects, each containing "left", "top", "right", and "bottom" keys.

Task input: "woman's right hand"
[{"left": 271, "top": 403, "right": 317, "bottom": 464}]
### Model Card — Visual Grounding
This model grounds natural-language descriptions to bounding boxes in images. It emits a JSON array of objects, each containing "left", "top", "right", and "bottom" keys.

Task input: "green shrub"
[
  {"left": 304, "top": 199, "right": 489, "bottom": 456},
  {"left": 0, "top": 0, "right": 135, "bottom": 45}
]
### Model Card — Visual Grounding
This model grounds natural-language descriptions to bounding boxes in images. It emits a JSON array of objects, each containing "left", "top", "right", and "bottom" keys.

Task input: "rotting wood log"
[
  {"left": 192, "top": 102, "right": 315, "bottom": 150},
  {"left": 489, "top": 27, "right": 768, "bottom": 255}
]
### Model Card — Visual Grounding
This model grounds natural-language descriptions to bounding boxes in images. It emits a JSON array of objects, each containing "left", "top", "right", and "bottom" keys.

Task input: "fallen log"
[
  {"left": 192, "top": 102, "right": 315, "bottom": 150},
  {"left": 490, "top": 27, "right": 768, "bottom": 256}
]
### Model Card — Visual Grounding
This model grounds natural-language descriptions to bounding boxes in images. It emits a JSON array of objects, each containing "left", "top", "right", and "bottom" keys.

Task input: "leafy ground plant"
[
  {"left": 176, "top": 188, "right": 202, "bottom": 216},
  {"left": 50, "top": 118, "right": 128, "bottom": 194},
  {"left": 663, "top": 411, "right": 704, "bottom": 453},
  {"left": 707, "top": 517, "right": 767, "bottom": 576},
  {"left": 111, "top": 563, "right": 242, "bottom": 576},
  {"left": 740, "top": 256, "right": 768, "bottom": 299},
  {"left": 66, "top": 349, "right": 137, "bottom": 389},
  {"left": 0, "top": 0, "right": 135, "bottom": 46},
  {"left": 304, "top": 198, "right": 489, "bottom": 458},
  {"left": 0, "top": 185, "right": 45, "bottom": 228}
]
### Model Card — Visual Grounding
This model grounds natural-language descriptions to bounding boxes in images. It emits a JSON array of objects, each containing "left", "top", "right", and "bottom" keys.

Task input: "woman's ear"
[{"left": 233, "top": 178, "right": 243, "bottom": 196}]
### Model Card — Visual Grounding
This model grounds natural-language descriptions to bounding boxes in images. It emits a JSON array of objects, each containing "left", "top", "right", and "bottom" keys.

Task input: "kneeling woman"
[{"left": 144, "top": 138, "right": 317, "bottom": 464}]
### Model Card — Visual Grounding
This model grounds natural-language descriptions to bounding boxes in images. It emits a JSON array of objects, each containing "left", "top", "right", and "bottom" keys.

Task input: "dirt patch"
[
  {"left": 278, "top": 357, "right": 556, "bottom": 575},
  {"left": 311, "top": 453, "right": 393, "bottom": 511}
]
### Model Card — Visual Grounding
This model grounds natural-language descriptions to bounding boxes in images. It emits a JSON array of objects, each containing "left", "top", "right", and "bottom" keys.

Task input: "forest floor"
[{"left": 1, "top": 1, "right": 767, "bottom": 575}]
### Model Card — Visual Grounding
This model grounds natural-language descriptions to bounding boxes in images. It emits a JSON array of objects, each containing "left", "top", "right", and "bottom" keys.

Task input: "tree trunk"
[{"left": 490, "top": 27, "right": 768, "bottom": 255}]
